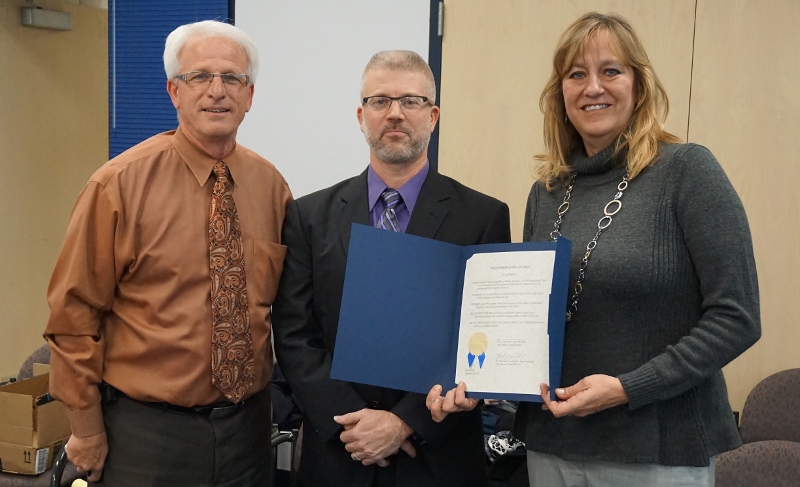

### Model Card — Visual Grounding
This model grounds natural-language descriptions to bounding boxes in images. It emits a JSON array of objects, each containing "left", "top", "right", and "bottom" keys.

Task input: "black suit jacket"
[{"left": 272, "top": 168, "right": 511, "bottom": 487}]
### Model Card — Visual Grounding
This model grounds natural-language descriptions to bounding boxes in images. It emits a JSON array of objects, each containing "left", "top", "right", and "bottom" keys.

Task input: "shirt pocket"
[{"left": 248, "top": 239, "right": 287, "bottom": 306}]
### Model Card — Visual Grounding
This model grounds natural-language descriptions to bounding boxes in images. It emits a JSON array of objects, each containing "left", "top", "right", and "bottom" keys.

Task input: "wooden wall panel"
[
  {"left": 691, "top": 0, "right": 800, "bottom": 412},
  {"left": 0, "top": 1, "right": 108, "bottom": 379},
  {"left": 438, "top": 0, "right": 696, "bottom": 241}
]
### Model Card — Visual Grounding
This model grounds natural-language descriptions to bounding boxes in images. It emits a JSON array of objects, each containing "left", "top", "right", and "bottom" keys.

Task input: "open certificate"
[
  {"left": 456, "top": 251, "right": 557, "bottom": 396},
  {"left": 330, "top": 224, "right": 571, "bottom": 402}
]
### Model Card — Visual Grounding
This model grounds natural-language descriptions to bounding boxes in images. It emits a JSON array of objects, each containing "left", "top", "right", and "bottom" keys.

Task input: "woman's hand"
[
  {"left": 425, "top": 382, "right": 479, "bottom": 423},
  {"left": 540, "top": 375, "right": 629, "bottom": 418}
]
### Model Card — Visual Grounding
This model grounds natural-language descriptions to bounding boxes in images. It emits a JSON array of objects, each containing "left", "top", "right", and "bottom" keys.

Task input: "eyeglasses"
[
  {"left": 174, "top": 71, "right": 250, "bottom": 88},
  {"left": 362, "top": 96, "right": 432, "bottom": 111}
]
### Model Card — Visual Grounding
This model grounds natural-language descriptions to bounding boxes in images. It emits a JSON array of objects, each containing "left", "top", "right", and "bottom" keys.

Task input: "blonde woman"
[{"left": 428, "top": 12, "right": 760, "bottom": 487}]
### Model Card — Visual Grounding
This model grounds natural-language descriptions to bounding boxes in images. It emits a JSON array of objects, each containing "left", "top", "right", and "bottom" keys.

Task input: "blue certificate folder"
[{"left": 330, "top": 224, "right": 571, "bottom": 402}]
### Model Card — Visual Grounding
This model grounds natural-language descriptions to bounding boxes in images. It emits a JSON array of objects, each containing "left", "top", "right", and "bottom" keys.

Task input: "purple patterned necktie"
[
  {"left": 376, "top": 188, "right": 402, "bottom": 232},
  {"left": 209, "top": 161, "right": 254, "bottom": 403}
]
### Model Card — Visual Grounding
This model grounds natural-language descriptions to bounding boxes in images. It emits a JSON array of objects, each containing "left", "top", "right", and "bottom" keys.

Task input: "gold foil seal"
[{"left": 467, "top": 332, "right": 488, "bottom": 356}]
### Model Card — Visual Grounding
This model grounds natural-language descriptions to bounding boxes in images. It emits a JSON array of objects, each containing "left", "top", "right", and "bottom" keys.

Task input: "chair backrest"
[
  {"left": 738, "top": 368, "right": 800, "bottom": 444},
  {"left": 715, "top": 440, "right": 800, "bottom": 487},
  {"left": 17, "top": 343, "right": 51, "bottom": 381}
]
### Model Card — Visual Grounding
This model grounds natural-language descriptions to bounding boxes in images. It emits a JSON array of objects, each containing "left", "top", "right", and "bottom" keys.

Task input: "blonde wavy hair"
[{"left": 536, "top": 12, "right": 680, "bottom": 189}]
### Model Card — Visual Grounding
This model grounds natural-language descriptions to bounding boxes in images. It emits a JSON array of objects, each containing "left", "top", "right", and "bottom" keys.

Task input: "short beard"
[{"left": 364, "top": 124, "right": 430, "bottom": 166}]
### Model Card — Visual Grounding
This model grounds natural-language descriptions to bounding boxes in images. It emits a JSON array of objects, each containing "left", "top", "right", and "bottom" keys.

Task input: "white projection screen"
[{"left": 235, "top": 1, "right": 431, "bottom": 198}]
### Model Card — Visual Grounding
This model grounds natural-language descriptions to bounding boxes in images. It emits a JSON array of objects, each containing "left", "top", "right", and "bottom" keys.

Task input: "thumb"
[
  {"left": 333, "top": 410, "right": 362, "bottom": 425},
  {"left": 555, "top": 385, "right": 574, "bottom": 399}
]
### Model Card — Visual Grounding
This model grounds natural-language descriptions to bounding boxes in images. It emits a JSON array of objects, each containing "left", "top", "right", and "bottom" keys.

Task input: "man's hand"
[
  {"left": 333, "top": 409, "right": 416, "bottom": 467},
  {"left": 540, "top": 375, "right": 629, "bottom": 418},
  {"left": 425, "top": 382, "right": 478, "bottom": 423},
  {"left": 65, "top": 431, "right": 108, "bottom": 482}
]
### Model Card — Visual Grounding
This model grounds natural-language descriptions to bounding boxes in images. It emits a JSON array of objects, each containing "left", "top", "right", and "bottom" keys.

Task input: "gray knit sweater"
[{"left": 515, "top": 142, "right": 761, "bottom": 466}]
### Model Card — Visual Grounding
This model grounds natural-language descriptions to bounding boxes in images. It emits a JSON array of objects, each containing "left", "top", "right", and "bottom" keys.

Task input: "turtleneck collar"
[{"left": 569, "top": 142, "right": 627, "bottom": 176}]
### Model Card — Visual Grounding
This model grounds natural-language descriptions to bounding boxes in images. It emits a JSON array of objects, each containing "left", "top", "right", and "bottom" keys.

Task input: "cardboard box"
[
  {"left": 0, "top": 438, "right": 67, "bottom": 475},
  {"left": 0, "top": 374, "right": 71, "bottom": 474}
]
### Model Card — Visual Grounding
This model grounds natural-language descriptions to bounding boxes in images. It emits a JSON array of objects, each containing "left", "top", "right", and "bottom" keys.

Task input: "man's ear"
[
  {"left": 245, "top": 84, "right": 255, "bottom": 112},
  {"left": 167, "top": 79, "right": 180, "bottom": 109},
  {"left": 429, "top": 105, "right": 440, "bottom": 132},
  {"left": 357, "top": 105, "right": 365, "bottom": 132}
]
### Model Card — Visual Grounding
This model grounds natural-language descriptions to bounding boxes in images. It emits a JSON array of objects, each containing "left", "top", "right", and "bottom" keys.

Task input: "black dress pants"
[{"left": 92, "top": 388, "right": 272, "bottom": 487}]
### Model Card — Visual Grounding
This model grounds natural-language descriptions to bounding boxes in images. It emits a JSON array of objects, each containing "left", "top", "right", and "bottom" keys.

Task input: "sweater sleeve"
[{"left": 619, "top": 144, "right": 761, "bottom": 409}]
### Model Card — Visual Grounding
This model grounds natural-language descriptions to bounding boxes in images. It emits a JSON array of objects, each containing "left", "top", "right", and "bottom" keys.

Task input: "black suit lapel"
[
  {"left": 335, "top": 170, "right": 371, "bottom": 255},
  {"left": 406, "top": 171, "right": 453, "bottom": 239}
]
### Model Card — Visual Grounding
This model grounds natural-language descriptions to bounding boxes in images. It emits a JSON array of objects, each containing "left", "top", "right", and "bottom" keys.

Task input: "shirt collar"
[
  {"left": 171, "top": 127, "right": 244, "bottom": 187},
  {"left": 367, "top": 161, "right": 430, "bottom": 213}
]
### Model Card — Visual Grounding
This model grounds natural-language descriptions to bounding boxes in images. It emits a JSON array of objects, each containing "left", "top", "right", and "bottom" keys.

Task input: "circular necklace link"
[{"left": 551, "top": 172, "right": 629, "bottom": 322}]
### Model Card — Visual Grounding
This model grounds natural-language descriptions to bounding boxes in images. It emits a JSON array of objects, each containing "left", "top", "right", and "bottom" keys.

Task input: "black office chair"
[
  {"left": 48, "top": 448, "right": 70, "bottom": 487},
  {"left": 271, "top": 426, "right": 299, "bottom": 487}
]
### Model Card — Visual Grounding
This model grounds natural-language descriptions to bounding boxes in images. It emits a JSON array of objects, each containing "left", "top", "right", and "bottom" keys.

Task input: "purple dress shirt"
[{"left": 367, "top": 162, "right": 429, "bottom": 233}]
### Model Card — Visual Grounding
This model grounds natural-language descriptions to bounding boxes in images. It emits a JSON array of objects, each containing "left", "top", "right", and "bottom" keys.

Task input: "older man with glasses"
[
  {"left": 272, "top": 50, "right": 510, "bottom": 487},
  {"left": 44, "top": 20, "right": 291, "bottom": 486}
]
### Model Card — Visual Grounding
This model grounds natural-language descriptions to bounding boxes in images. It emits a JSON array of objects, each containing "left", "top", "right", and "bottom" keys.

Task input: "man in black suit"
[{"left": 272, "top": 50, "right": 510, "bottom": 487}]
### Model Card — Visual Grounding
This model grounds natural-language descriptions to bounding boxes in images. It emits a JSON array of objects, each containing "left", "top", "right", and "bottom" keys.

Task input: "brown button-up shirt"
[{"left": 44, "top": 128, "right": 292, "bottom": 437}]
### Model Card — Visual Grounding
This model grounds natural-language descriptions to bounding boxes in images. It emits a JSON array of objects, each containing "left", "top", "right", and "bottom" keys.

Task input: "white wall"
[{"left": 235, "top": 1, "right": 430, "bottom": 198}]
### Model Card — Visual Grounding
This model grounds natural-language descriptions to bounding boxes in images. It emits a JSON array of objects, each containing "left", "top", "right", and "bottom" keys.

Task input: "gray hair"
[
  {"left": 361, "top": 50, "right": 436, "bottom": 103},
  {"left": 163, "top": 20, "right": 259, "bottom": 84}
]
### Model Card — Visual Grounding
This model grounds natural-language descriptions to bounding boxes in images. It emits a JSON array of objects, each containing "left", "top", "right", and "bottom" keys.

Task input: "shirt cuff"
[{"left": 67, "top": 402, "right": 105, "bottom": 438}]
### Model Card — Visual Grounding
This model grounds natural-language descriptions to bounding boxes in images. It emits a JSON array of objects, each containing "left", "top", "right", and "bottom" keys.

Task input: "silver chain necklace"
[{"left": 550, "top": 172, "right": 629, "bottom": 322}]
